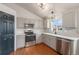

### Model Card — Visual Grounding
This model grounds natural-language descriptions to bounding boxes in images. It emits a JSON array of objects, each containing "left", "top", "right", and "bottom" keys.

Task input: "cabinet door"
[
  {"left": 62, "top": 9, "right": 75, "bottom": 28},
  {"left": 42, "top": 34, "right": 48, "bottom": 45},
  {"left": 42, "top": 34, "right": 56, "bottom": 50},
  {"left": 43, "top": 35, "right": 50, "bottom": 46},
  {"left": 56, "top": 37, "right": 72, "bottom": 55},
  {"left": 45, "top": 35, "right": 50, "bottom": 46},
  {"left": 50, "top": 36, "right": 56, "bottom": 50},
  {"left": 56, "top": 37, "right": 62, "bottom": 53},
  {"left": 77, "top": 8, "right": 79, "bottom": 32},
  {"left": 16, "top": 35, "right": 25, "bottom": 49},
  {"left": 61, "top": 39, "right": 72, "bottom": 55},
  {"left": 17, "top": 17, "right": 25, "bottom": 28}
]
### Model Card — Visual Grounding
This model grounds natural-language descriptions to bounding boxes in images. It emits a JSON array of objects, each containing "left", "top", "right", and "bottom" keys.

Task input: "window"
[
  {"left": 51, "top": 19, "right": 62, "bottom": 26},
  {"left": 47, "top": 19, "right": 62, "bottom": 32},
  {"left": 51, "top": 19, "right": 62, "bottom": 31}
]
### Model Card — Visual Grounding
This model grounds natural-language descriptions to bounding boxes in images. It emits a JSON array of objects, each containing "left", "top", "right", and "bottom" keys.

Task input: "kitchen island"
[{"left": 42, "top": 32, "right": 79, "bottom": 55}]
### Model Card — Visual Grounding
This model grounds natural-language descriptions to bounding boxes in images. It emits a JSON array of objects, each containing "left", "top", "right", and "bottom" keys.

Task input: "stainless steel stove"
[{"left": 24, "top": 30, "right": 36, "bottom": 47}]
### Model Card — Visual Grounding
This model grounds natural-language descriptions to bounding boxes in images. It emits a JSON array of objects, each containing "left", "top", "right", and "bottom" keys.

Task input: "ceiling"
[
  {"left": 4, "top": 3, "right": 79, "bottom": 19},
  {"left": 16, "top": 3, "right": 79, "bottom": 19}
]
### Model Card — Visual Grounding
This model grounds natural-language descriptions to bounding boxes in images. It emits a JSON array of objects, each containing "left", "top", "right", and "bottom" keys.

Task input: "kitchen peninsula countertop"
[
  {"left": 43, "top": 32, "right": 79, "bottom": 41},
  {"left": 43, "top": 32, "right": 79, "bottom": 55}
]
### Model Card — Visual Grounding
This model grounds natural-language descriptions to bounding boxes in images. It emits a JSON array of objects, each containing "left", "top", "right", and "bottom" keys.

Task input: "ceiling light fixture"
[
  {"left": 37, "top": 3, "right": 56, "bottom": 19},
  {"left": 50, "top": 4, "right": 56, "bottom": 19},
  {"left": 38, "top": 3, "right": 46, "bottom": 9}
]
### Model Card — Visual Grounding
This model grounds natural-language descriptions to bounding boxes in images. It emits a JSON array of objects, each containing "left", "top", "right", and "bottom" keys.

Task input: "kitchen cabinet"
[
  {"left": 62, "top": 9, "right": 75, "bottom": 28},
  {"left": 56, "top": 37, "right": 72, "bottom": 55},
  {"left": 63, "top": 8, "right": 79, "bottom": 30},
  {"left": 42, "top": 33, "right": 73, "bottom": 55},
  {"left": 43, "top": 33, "right": 79, "bottom": 55},
  {"left": 56, "top": 37, "right": 62, "bottom": 53},
  {"left": 49, "top": 36, "right": 56, "bottom": 50},
  {"left": 17, "top": 17, "right": 25, "bottom": 28},
  {"left": 42, "top": 34, "right": 56, "bottom": 50},
  {"left": 76, "top": 8, "right": 79, "bottom": 33},
  {"left": 16, "top": 35, "right": 25, "bottom": 49},
  {"left": 42, "top": 34, "right": 48, "bottom": 45},
  {"left": 61, "top": 39, "right": 72, "bottom": 55}
]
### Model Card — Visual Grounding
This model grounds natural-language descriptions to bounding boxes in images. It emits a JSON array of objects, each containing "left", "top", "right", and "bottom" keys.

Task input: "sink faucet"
[{"left": 53, "top": 28, "right": 57, "bottom": 34}]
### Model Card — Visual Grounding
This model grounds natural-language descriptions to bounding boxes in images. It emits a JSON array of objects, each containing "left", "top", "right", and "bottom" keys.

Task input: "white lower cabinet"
[
  {"left": 42, "top": 34, "right": 72, "bottom": 55},
  {"left": 49, "top": 36, "right": 56, "bottom": 50},
  {"left": 61, "top": 39, "right": 72, "bottom": 55},
  {"left": 45, "top": 35, "right": 50, "bottom": 46},
  {"left": 42, "top": 34, "right": 56, "bottom": 50},
  {"left": 56, "top": 37, "right": 73, "bottom": 55},
  {"left": 16, "top": 35, "right": 25, "bottom": 49},
  {"left": 42, "top": 34, "right": 51, "bottom": 46}
]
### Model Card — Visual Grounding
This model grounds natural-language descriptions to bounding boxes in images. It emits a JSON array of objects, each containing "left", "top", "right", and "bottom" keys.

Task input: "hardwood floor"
[{"left": 10, "top": 43, "right": 60, "bottom": 55}]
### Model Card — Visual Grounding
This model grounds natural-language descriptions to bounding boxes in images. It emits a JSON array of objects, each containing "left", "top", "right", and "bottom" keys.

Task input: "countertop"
[
  {"left": 43, "top": 32, "right": 79, "bottom": 41},
  {"left": 16, "top": 32, "right": 25, "bottom": 36},
  {"left": 16, "top": 29, "right": 79, "bottom": 40},
  {"left": 16, "top": 32, "right": 79, "bottom": 40}
]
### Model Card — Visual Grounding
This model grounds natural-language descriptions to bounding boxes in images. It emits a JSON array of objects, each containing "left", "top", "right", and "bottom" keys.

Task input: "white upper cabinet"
[
  {"left": 17, "top": 17, "right": 25, "bottom": 28},
  {"left": 62, "top": 9, "right": 76, "bottom": 28},
  {"left": 76, "top": 8, "right": 79, "bottom": 32},
  {"left": 62, "top": 7, "right": 79, "bottom": 33},
  {"left": 77, "top": 8, "right": 79, "bottom": 27}
]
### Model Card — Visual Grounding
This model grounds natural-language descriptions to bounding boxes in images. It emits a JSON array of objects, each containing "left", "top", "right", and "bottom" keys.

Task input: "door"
[
  {"left": 0, "top": 11, "right": 14, "bottom": 55},
  {"left": 6, "top": 16, "right": 14, "bottom": 54},
  {"left": 8, "top": 19, "right": 14, "bottom": 52},
  {"left": 1, "top": 19, "right": 9, "bottom": 54},
  {"left": 0, "top": 16, "right": 2, "bottom": 54}
]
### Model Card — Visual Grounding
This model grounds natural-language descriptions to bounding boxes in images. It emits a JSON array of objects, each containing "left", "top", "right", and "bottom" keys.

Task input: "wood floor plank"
[{"left": 10, "top": 43, "right": 59, "bottom": 55}]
